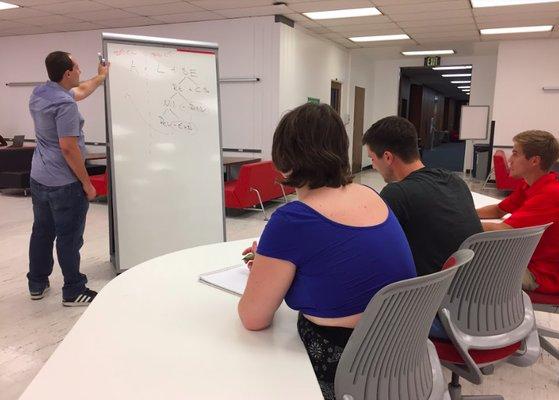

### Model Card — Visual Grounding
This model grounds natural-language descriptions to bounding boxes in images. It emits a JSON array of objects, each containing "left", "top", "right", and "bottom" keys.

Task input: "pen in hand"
[{"left": 242, "top": 252, "right": 255, "bottom": 262}]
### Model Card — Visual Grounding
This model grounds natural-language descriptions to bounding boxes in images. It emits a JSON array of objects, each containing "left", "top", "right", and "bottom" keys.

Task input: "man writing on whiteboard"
[{"left": 27, "top": 51, "right": 109, "bottom": 306}]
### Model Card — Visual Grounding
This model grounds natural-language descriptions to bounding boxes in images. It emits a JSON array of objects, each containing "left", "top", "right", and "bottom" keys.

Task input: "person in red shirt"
[{"left": 477, "top": 130, "right": 559, "bottom": 293}]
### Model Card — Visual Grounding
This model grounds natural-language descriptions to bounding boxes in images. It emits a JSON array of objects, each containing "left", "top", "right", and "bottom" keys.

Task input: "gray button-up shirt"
[{"left": 29, "top": 81, "right": 86, "bottom": 187}]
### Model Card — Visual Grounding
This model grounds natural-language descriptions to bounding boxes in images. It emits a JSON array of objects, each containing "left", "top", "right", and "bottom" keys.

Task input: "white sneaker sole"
[
  {"left": 62, "top": 301, "right": 91, "bottom": 307},
  {"left": 30, "top": 286, "right": 50, "bottom": 300}
]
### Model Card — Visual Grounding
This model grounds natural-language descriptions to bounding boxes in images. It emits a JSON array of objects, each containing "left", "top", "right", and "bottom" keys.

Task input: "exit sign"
[{"left": 424, "top": 56, "right": 441, "bottom": 67}]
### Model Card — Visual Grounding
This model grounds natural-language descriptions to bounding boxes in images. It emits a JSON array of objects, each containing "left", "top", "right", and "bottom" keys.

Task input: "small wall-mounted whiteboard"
[
  {"left": 103, "top": 33, "right": 225, "bottom": 272},
  {"left": 460, "top": 105, "right": 490, "bottom": 140}
]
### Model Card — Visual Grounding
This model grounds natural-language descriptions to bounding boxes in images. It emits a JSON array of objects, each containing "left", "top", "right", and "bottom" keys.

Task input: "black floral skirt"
[{"left": 297, "top": 313, "right": 354, "bottom": 400}]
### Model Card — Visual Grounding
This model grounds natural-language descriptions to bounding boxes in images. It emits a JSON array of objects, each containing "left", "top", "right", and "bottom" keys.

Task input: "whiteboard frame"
[
  {"left": 102, "top": 32, "right": 226, "bottom": 273},
  {"left": 459, "top": 105, "right": 490, "bottom": 140}
]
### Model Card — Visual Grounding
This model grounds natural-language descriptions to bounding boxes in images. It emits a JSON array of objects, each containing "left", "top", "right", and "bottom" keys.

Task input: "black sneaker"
[
  {"left": 30, "top": 283, "right": 50, "bottom": 300},
  {"left": 63, "top": 288, "right": 97, "bottom": 307}
]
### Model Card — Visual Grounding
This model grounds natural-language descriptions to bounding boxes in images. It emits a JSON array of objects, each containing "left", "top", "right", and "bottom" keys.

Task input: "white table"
[
  {"left": 471, "top": 191, "right": 501, "bottom": 209},
  {"left": 20, "top": 238, "right": 322, "bottom": 400},
  {"left": 20, "top": 192, "right": 502, "bottom": 400}
]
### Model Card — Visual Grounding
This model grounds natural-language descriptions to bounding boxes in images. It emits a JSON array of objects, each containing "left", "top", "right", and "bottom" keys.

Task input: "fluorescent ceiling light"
[
  {"left": 304, "top": 7, "right": 381, "bottom": 20},
  {"left": 442, "top": 73, "right": 472, "bottom": 77},
  {"left": 401, "top": 49, "right": 455, "bottom": 56},
  {"left": 433, "top": 65, "right": 472, "bottom": 70},
  {"left": 350, "top": 34, "right": 410, "bottom": 42},
  {"left": 0, "top": 1, "right": 19, "bottom": 10},
  {"left": 451, "top": 80, "right": 471, "bottom": 84},
  {"left": 481, "top": 25, "right": 553, "bottom": 35},
  {"left": 457, "top": 86, "right": 471, "bottom": 89},
  {"left": 471, "top": 0, "right": 559, "bottom": 8}
]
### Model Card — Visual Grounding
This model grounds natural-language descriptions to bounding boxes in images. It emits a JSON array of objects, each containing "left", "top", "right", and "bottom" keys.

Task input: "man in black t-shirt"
[{"left": 362, "top": 116, "right": 482, "bottom": 276}]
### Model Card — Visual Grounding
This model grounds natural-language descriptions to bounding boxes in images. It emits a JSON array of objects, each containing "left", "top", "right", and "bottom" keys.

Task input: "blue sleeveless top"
[{"left": 257, "top": 200, "right": 416, "bottom": 318}]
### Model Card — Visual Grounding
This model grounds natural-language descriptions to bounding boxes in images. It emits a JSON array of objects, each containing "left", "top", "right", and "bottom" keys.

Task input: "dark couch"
[
  {"left": 0, "top": 146, "right": 106, "bottom": 191},
  {"left": 0, "top": 146, "right": 34, "bottom": 190}
]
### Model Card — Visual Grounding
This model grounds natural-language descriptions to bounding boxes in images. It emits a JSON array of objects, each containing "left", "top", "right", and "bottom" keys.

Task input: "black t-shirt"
[{"left": 380, "top": 168, "right": 482, "bottom": 276}]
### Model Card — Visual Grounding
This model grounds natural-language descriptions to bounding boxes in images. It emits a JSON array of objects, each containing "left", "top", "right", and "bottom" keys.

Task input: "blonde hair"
[{"left": 513, "top": 130, "right": 559, "bottom": 171}]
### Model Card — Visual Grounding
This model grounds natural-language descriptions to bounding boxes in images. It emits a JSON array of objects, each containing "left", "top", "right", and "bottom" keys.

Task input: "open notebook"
[{"left": 199, "top": 264, "right": 250, "bottom": 296}]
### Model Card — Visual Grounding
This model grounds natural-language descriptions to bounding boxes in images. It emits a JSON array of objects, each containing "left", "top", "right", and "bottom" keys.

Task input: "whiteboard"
[
  {"left": 103, "top": 33, "right": 225, "bottom": 272},
  {"left": 460, "top": 105, "right": 490, "bottom": 140}
]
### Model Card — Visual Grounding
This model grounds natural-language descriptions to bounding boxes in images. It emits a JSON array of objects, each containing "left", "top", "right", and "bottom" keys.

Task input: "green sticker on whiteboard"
[{"left": 307, "top": 97, "right": 320, "bottom": 104}]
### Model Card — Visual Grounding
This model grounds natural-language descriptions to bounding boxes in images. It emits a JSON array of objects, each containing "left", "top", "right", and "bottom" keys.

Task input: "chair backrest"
[
  {"left": 443, "top": 225, "right": 548, "bottom": 336},
  {"left": 234, "top": 161, "right": 284, "bottom": 201},
  {"left": 335, "top": 249, "right": 474, "bottom": 400},
  {"left": 493, "top": 150, "right": 523, "bottom": 190}
]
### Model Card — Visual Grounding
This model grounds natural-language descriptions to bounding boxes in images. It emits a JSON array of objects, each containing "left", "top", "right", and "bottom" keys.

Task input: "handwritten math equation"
[{"left": 113, "top": 47, "right": 214, "bottom": 137}]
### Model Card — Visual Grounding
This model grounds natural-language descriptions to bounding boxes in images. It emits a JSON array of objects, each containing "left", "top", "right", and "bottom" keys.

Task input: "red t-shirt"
[{"left": 499, "top": 172, "right": 559, "bottom": 294}]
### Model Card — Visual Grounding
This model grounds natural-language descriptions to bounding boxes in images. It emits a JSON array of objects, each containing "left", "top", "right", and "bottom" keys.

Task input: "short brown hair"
[
  {"left": 45, "top": 51, "right": 73, "bottom": 82},
  {"left": 362, "top": 116, "right": 420, "bottom": 163},
  {"left": 513, "top": 130, "right": 559, "bottom": 171},
  {"left": 272, "top": 103, "right": 352, "bottom": 189}
]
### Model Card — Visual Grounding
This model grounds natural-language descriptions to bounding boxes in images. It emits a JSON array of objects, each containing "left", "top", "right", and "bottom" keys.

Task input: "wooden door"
[{"left": 352, "top": 86, "right": 365, "bottom": 174}]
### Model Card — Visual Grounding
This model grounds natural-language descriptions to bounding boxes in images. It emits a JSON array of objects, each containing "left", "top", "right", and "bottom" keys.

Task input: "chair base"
[
  {"left": 537, "top": 325, "right": 559, "bottom": 360},
  {"left": 448, "top": 373, "right": 503, "bottom": 400}
]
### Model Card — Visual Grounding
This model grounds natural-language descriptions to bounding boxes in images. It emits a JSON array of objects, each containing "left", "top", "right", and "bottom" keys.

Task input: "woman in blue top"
[{"left": 238, "top": 103, "right": 416, "bottom": 400}]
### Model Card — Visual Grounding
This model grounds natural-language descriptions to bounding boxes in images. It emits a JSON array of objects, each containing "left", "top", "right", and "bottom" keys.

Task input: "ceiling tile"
[
  {"left": 150, "top": 11, "right": 225, "bottom": 23},
  {"left": 0, "top": 25, "right": 53, "bottom": 35},
  {"left": 0, "top": 7, "right": 50, "bottom": 19},
  {"left": 6, "top": 0, "right": 61, "bottom": 5},
  {"left": 288, "top": 0, "right": 374, "bottom": 13},
  {"left": 65, "top": 9, "right": 141, "bottom": 21},
  {"left": 44, "top": 21, "right": 104, "bottom": 31},
  {"left": 398, "top": 16, "right": 475, "bottom": 28},
  {"left": 15, "top": 14, "right": 77, "bottom": 26},
  {"left": 123, "top": 2, "right": 204, "bottom": 16},
  {"left": 0, "top": 20, "right": 28, "bottom": 30},
  {"left": 379, "top": 1, "right": 470, "bottom": 14},
  {"left": 95, "top": 16, "right": 161, "bottom": 28},
  {"left": 389, "top": 8, "right": 473, "bottom": 22},
  {"left": 405, "top": 24, "right": 477, "bottom": 34},
  {"left": 214, "top": 4, "right": 289, "bottom": 18},
  {"left": 474, "top": 14, "right": 559, "bottom": 25},
  {"left": 306, "top": 26, "right": 332, "bottom": 34},
  {"left": 94, "top": 0, "right": 177, "bottom": 6},
  {"left": 31, "top": 1, "right": 111, "bottom": 14},
  {"left": 189, "top": 0, "right": 274, "bottom": 10},
  {"left": 412, "top": 31, "right": 480, "bottom": 39}
]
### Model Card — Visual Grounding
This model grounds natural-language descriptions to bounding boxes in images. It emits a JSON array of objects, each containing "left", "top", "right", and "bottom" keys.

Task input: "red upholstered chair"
[
  {"left": 493, "top": 150, "right": 523, "bottom": 191},
  {"left": 90, "top": 170, "right": 108, "bottom": 198},
  {"left": 224, "top": 161, "right": 294, "bottom": 220},
  {"left": 527, "top": 291, "right": 559, "bottom": 361},
  {"left": 432, "top": 225, "right": 547, "bottom": 400}
]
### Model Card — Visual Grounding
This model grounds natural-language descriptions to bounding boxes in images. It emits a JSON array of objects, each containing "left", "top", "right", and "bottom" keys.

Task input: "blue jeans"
[
  {"left": 28, "top": 179, "right": 89, "bottom": 299},
  {"left": 429, "top": 316, "right": 449, "bottom": 340}
]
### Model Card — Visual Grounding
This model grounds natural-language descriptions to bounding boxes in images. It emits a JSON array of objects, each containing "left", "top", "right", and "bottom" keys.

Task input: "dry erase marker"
[
  {"left": 98, "top": 52, "right": 106, "bottom": 66},
  {"left": 242, "top": 252, "right": 255, "bottom": 262}
]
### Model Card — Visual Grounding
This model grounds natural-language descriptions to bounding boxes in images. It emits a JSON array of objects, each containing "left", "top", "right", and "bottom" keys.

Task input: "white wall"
[
  {"left": 278, "top": 25, "right": 349, "bottom": 115},
  {"left": 346, "top": 55, "right": 375, "bottom": 168},
  {"left": 349, "top": 50, "right": 497, "bottom": 169},
  {"left": 0, "top": 17, "right": 280, "bottom": 154},
  {"left": 492, "top": 39, "right": 559, "bottom": 147}
]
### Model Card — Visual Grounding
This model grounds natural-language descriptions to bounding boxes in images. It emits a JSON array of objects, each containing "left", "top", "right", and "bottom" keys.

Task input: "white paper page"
[{"left": 199, "top": 264, "right": 250, "bottom": 296}]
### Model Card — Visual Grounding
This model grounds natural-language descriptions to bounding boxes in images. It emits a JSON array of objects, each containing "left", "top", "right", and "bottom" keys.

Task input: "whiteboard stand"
[{"left": 102, "top": 33, "right": 226, "bottom": 273}]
